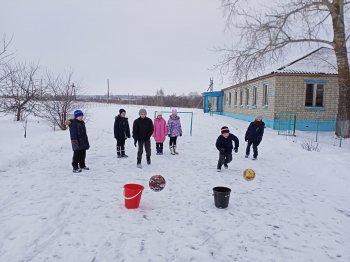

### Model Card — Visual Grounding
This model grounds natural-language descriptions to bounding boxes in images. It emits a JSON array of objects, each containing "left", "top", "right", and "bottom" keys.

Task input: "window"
[
  {"left": 239, "top": 89, "right": 243, "bottom": 105},
  {"left": 234, "top": 91, "right": 237, "bottom": 105},
  {"left": 305, "top": 84, "right": 324, "bottom": 107},
  {"left": 229, "top": 92, "right": 232, "bottom": 107},
  {"left": 252, "top": 87, "right": 257, "bottom": 106},
  {"left": 263, "top": 84, "right": 268, "bottom": 106},
  {"left": 245, "top": 88, "right": 249, "bottom": 105}
]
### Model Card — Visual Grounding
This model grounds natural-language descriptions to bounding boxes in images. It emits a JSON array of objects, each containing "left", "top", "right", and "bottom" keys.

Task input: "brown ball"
[{"left": 149, "top": 175, "right": 166, "bottom": 192}]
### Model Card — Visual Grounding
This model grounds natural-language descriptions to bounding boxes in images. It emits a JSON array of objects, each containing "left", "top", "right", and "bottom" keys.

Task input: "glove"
[
  {"left": 168, "top": 134, "right": 171, "bottom": 137},
  {"left": 134, "top": 140, "right": 137, "bottom": 147},
  {"left": 245, "top": 136, "right": 248, "bottom": 142},
  {"left": 71, "top": 140, "right": 79, "bottom": 151},
  {"left": 180, "top": 133, "right": 182, "bottom": 137},
  {"left": 234, "top": 148, "right": 238, "bottom": 153}
]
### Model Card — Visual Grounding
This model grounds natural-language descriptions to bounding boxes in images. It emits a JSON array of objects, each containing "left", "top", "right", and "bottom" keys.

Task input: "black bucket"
[{"left": 213, "top": 187, "right": 231, "bottom": 209}]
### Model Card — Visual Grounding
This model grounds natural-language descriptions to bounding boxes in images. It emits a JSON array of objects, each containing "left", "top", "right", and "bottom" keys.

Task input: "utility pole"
[
  {"left": 207, "top": 78, "right": 213, "bottom": 92},
  {"left": 107, "top": 78, "right": 110, "bottom": 104},
  {"left": 40, "top": 79, "right": 43, "bottom": 97},
  {"left": 72, "top": 83, "right": 76, "bottom": 100}
]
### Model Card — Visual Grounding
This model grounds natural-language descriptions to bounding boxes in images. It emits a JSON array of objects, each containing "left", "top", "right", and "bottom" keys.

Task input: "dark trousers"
[
  {"left": 169, "top": 136, "right": 177, "bottom": 146},
  {"left": 72, "top": 149, "right": 86, "bottom": 169},
  {"left": 246, "top": 140, "right": 258, "bottom": 158},
  {"left": 156, "top": 143, "right": 163, "bottom": 153},
  {"left": 217, "top": 153, "right": 233, "bottom": 169},
  {"left": 116, "top": 139, "right": 126, "bottom": 156},
  {"left": 137, "top": 139, "right": 151, "bottom": 163}
]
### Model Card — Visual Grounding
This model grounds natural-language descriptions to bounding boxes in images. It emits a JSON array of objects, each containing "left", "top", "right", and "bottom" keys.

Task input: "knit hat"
[
  {"left": 74, "top": 110, "right": 83, "bottom": 118},
  {"left": 139, "top": 108, "right": 147, "bottom": 115},
  {"left": 157, "top": 111, "right": 163, "bottom": 116},
  {"left": 221, "top": 126, "right": 230, "bottom": 134},
  {"left": 255, "top": 115, "right": 263, "bottom": 121},
  {"left": 119, "top": 108, "right": 126, "bottom": 114},
  {"left": 172, "top": 108, "right": 177, "bottom": 114}
]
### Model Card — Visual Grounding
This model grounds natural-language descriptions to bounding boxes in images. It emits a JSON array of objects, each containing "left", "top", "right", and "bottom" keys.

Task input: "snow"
[
  {"left": 0, "top": 103, "right": 349, "bottom": 262},
  {"left": 274, "top": 47, "right": 338, "bottom": 75}
]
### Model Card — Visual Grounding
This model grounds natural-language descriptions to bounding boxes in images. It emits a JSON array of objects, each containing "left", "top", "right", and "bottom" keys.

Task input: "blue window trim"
[
  {"left": 262, "top": 105, "right": 269, "bottom": 109},
  {"left": 304, "top": 106, "right": 325, "bottom": 111},
  {"left": 304, "top": 79, "right": 329, "bottom": 84}
]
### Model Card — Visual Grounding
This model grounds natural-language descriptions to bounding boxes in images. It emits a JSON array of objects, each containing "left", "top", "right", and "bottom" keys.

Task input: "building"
[{"left": 203, "top": 47, "right": 339, "bottom": 131}]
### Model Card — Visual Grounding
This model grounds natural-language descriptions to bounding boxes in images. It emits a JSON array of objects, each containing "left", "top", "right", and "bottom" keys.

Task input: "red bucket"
[{"left": 124, "top": 184, "right": 144, "bottom": 209}]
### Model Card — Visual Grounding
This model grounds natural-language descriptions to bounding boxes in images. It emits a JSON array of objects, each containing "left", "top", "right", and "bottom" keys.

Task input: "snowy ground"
[{"left": 0, "top": 103, "right": 349, "bottom": 262}]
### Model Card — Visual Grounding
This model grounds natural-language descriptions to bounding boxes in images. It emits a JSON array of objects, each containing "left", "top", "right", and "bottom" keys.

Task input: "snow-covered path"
[{"left": 0, "top": 104, "right": 349, "bottom": 262}]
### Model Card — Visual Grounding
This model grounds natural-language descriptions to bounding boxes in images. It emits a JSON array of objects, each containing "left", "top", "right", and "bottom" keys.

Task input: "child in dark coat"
[
  {"left": 215, "top": 126, "right": 239, "bottom": 172},
  {"left": 245, "top": 115, "right": 265, "bottom": 160},
  {"left": 132, "top": 108, "right": 154, "bottom": 168},
  {"left": 114, "top": 108, "right": 131, "bottom": 158},
  {"left": 67, "top": 110, "right": 90, "bottom": 173}
]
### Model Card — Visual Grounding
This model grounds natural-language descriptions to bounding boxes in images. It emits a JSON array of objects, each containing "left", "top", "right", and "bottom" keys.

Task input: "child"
[
  {"left": 114, "top": 108, "right": 131, "bottom": 158},
  {"left": 167, "top": 109, "right": 182, "bottom": 155},
  {"left": 132, "top": 108, "right": 154, "bottom": 168},
  {"left": 153, "top": 111, "right": 167, "bottom": 155},
  {"left": 245, "top": 115, "right": 265, "bottom": 160},
  {"left": 67, "top": 110, "right": 90, "bottom": 173},
  {"left": 215, "top": 126, "right": 239, "bottom": 172}
]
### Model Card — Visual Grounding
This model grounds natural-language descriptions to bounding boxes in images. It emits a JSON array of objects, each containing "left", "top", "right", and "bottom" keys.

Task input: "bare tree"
[
  {"left": 0, "top": 35, "right": 13, "bottom": 65},
  {"left": 0, "top": 63, "right": 41, "bottom": 120},
  {"left": 218, "top": 0, "right": 350, "bottom": 137},
  {"left": 155, "top": 88, "right": 165, "bottom": 106},
  {"left": 37, "top": 71, "right": 79, "bottom": 130},
  {"left": 0, "top": 35, "right": 14, "bottom": 83}
]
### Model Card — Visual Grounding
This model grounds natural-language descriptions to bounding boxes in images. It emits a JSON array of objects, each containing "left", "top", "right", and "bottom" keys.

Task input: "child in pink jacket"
[{"left": 153, "top": 112, "right": 168, "bottom": 155}]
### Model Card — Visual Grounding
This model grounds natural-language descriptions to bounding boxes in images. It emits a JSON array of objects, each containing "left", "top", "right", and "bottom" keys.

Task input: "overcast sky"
[{"left": 0, "top": 0, "right": 239, "bottom": 95}]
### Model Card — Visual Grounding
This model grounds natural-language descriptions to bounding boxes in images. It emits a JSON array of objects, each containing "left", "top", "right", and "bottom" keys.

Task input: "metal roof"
[{"left": 273, "top": 47, "right": 338, "bottom": 75}]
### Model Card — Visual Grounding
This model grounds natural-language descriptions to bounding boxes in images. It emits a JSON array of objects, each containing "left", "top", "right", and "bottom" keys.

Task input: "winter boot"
[
  {"left": 173, "top": 145, "right": 179, "bottom": 155},
  {"left": 121, "top": 146, "right": 128, "bottom": 158},
  {"left": 216, "top": 168, "right": 221, "bottom": 172},
  {"left": 137, "top": 159, "right": 142, "bottom": 168},
  {"left": 146, "top": 156, "right": 151, "bottom": 165},
  {"left": 170, "top": 146, "right": 175, "bottom": 155},
  {"left": 224, "top": 163, "right": 228, "bottom": 169},
  {"left": 116, "top": 146, "right": 122, "bottom": 158},
  {"left": 245, "top": 155, "right": 249, "bottom": 158},
  {"left": 73, "top": 168, "right": 82, "bottom": 173},
  {"left": 252, "top": 157, "right": 257, "bottom": 160},
  {"left": 80, "top": 166, "right": 90, "bottom": 170}
]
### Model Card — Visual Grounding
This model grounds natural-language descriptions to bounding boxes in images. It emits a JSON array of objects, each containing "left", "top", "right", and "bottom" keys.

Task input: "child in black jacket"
[
  {"left": 215, "top": 126, "right": 239, "bottom": 172},
  {"left": 132, "top": 108, "right": 154, "bottom": 168},
  {"left": 114, "top": 108, "right": 131, "bottom": 158},
  {"left": 245, "top": 115, "right": 265, "bottom": 160},
  {"left": 66, "top": 110, "right": 90, "bottom": 173}
]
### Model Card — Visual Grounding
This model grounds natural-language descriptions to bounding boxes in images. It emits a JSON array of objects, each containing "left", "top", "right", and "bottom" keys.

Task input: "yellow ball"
[{"left": 243, "top": 169, "right": 255, "bottom": 181}]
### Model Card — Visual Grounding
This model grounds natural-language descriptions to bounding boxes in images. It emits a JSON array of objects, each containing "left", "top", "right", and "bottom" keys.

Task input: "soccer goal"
[{"left": 153, "top": 111, "right": 194, "bottom": 136}]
